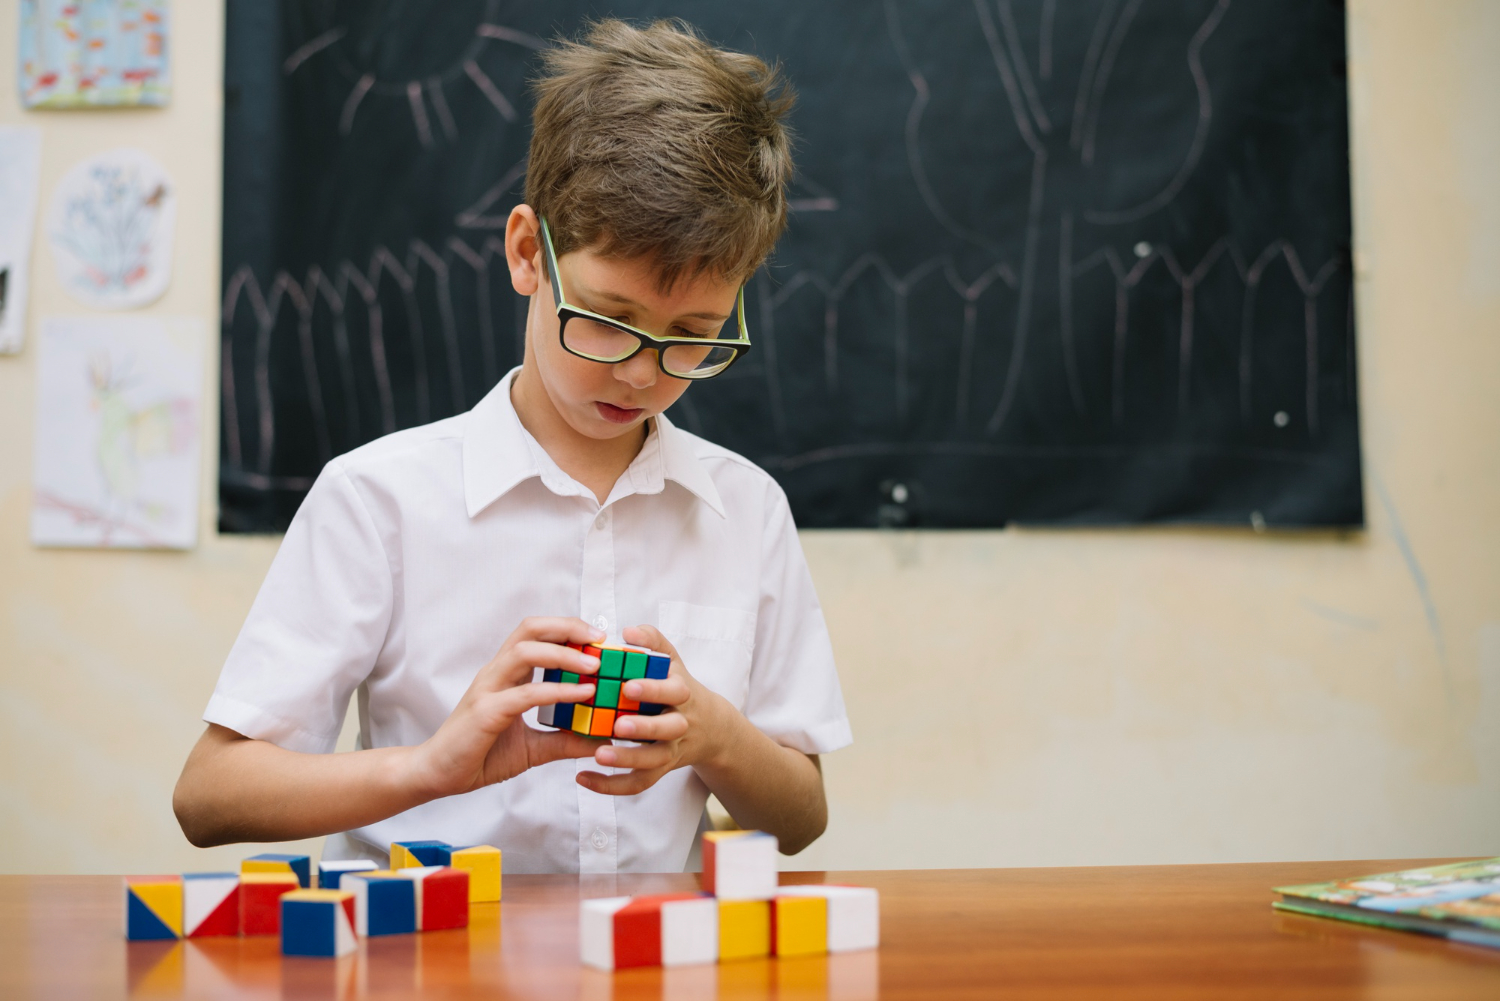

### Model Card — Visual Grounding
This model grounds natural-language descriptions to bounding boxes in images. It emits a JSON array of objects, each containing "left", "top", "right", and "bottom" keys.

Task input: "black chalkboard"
[{"left": 221, "top": 0, "right": 1361, "bottom": 532}]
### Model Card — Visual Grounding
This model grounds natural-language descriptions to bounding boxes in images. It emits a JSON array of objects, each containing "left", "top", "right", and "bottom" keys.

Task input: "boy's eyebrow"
[{"left": 581, "top": 285, "right": 730, "bottom": 323}]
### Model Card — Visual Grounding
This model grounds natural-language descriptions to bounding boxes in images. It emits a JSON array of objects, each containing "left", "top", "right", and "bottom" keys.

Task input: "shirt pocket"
[{"left": 658, "top": 600, "right": 757, "bottom": 709}]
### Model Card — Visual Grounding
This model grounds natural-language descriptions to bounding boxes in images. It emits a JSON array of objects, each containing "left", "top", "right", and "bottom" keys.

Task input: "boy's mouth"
[{"left": 594, "top": 401, "right": 644, "bottom": 424}]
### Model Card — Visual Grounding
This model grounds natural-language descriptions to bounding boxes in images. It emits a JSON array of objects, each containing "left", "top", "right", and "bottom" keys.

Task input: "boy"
[{"left": 173, "top": 20, "right": 851, "bottom": 873}]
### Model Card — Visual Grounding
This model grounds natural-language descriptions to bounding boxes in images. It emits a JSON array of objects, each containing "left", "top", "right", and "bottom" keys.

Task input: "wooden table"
[{"left": 4, "top": 861, "right": 1497, "bottom": 999}]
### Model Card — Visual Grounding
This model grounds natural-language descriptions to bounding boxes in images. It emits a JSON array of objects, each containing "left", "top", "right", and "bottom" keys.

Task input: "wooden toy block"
[
  {"left": 701, "top": 830, "right": 779, "bottom": 901},
  {"left": 771, "top": 894, "right": 827, "bottom": 957},
  {"left": 390, "top": 839, "right": 452, "bottom": 869},
  {"left": 280, "top": 889, "right": 357, "bottom": 958},
  {"left": 449, "top": 845, "right": 502, "bottom": 903},
  {"left": 718, "top": 899, "right": 771, "bottom": 961},
  {"left": 579, "top": 893, "right": 717, "bottom": 970},
  {"left": 776, "top": 885, "right": 880, "bottom": 952},
  {"left": 124, "top": 875, "right": 182, "bottom": 940},
  {"left": 317, "top": 859, "right": 378, "bottom": 889},
  {"left": 343, "top": 871, "right": 416, "bottom": 936},
  {"left": 239, "top": 872, "right": 300, "bottom": 935},
  {"left": 537, "top": 643, "right": 670, "bottom": 738},
  {"left": 241, "top": 853, "right": 311, "bottom": 888},
  {"left": 183, "top": 873, "right": 239, "bottom": 938},
  {"left": 396, "top": 865, "right": 469, "bottom": 930}
]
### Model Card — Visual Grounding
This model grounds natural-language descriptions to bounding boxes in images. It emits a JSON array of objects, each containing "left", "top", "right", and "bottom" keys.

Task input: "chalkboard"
[{"left": 221, "top": 0, "right": 1360, "bottom": 532}]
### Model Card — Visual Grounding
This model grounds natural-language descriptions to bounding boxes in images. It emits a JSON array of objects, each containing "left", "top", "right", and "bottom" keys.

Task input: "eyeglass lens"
[{"left": 562, "top": 315, "right": 739, "bottom": 378}]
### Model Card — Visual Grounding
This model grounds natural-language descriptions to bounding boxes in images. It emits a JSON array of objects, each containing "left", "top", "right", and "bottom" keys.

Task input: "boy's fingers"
[
  {"left": 622, "top": 624, "right": 680, "bottom": 664},
  {"left": 528, "top": 728, "right": 605, "bottom": 766},
  {"left": 575, "top": 767, "right": 664, "bottom": 798},
  {"left": 594, "top": 742, "right": 673, "bottom": 771},
  {"left": 515, "top": 616, "right": 609, "bottom": 647},
  {"left": 479, "top": 682, "right": 595, "bottom": 726},
  {"left": 612, "top": 711, "right": 688, "bottom": 743},
  {"left": 490, "top": 641, "right": 599, "bottom": 686},
  {"left": 619, "top": 676, "right": 689, "bottom": 707}
]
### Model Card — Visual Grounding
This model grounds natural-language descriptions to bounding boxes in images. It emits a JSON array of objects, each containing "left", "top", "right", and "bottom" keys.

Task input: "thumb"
[{"left": 623, "top": 624, "right": 679, "bottom": 664}]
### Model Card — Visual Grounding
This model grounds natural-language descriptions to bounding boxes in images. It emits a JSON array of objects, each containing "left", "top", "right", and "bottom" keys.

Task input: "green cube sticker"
[
  {"left": 599, "top": 649, "right": 625, "bottom": 679},
  {"left": 623, "top": 651, "right": 648, "bottom": 680},
  {"left": 596, "top": 679, "right": 621, "bottom": 709},
  {"left": 560, "top": 671, "right": 579, "bottom": 685}
]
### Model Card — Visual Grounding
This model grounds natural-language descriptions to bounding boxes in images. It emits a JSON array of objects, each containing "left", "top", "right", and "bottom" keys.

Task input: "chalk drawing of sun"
[{"left": 281, "top": 0, "right": 543, "bottom": 148}]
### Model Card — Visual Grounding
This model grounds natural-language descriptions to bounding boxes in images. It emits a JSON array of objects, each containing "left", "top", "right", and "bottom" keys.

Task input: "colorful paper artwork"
[
  {"left": 32, "top": 316, "right": 203, "bottom": 550},
  {"left": 47, "top": 147, "right": 175, "bottom": 309},
  {"left": 0, "top": 127, "right": 44, "bottom": 354},
  {"left": 19, "top": 0, "right": 170, "bottom": 109}
]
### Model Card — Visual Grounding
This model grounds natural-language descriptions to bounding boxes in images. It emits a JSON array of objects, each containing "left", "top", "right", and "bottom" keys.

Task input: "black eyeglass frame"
[{"left": 538, "top": 216, "right": 752, "bottom": 380}]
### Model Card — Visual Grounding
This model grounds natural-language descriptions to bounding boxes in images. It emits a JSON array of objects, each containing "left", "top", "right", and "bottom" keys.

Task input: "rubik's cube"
[{"left": 537, "top": 642, "right": 671, "bottom": 739}]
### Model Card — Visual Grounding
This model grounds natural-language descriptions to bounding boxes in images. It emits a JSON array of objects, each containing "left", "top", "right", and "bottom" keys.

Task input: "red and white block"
[
  {"left": 700, "top": 830, "right": 779, "bottom": 901},
  {"left": 580, "top": 893, "right": 719, "bottom": 970},
  {"left": 183, "top": 873, "right": 240, "bottom": 938},
  {"left": 395, "top": 866, "right": 469, "bottom": 930}
]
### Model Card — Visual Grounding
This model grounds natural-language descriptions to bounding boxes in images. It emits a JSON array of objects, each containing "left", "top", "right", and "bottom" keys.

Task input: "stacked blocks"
[
  {"left": 580, "top": 893, "right": 718, "bottom": 970},
  {"left": 702, "top": 830, "right": 779, "bottom": 901},
  {"left": 125, "top": 876, "right": 183, "bottom": 940},
  {"left": 450, "top": 845, "right": 503, "bottom": 902},
  {"left": 240, "top": 872, "right": 301, "bottom": 935},
  {"left": 390, "top": 840, "right": 451, "bottom": 869},
  {"left": 317, "top": 859, "right": 378, "bottom": 889},
  {"left": 343, "top": 871, "right": 417, "bottom": 936},
  {"left": 579, "top": 831, "right": 882, "bottom": 970},
  {"left": 537, "top": 643, "right": 671, "bottom": 739},
  {"left": 183, "top": 873, "right": 240, "bottom": 938},
  {"left": 241, "top": 853, "right": 311, "bottom": 888},
  {"left": 397, "top": 865, "right": 470, "bottom": 930},
  {"left": 280, "top": 889, "right": 357, "bottom": 957}
]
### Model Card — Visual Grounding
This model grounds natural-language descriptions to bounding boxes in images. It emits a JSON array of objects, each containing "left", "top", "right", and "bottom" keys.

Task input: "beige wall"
[{"left": 2, "top": 2, "right": 1496, "bottom": 876}]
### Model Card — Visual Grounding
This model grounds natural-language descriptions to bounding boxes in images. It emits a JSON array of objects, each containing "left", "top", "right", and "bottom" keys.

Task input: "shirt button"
[
  {"left": 591, "top": 828, "right": 608, "bottom": 850},
  {"left": 593, "top": 615, "right": 608, "bottom": 633},
  {"left": 595, "top": 511, "right": 609, "bottom": 530}
]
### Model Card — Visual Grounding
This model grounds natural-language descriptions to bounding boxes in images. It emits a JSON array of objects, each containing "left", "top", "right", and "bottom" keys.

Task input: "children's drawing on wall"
[
  {"left": 47, "top": 147, "right": 175, "bottom": 309},
  {"left": 0, "top": 127, "right": 43, "bottom": 354},
  {"left": 32, "top": 316, "right": 202, "bottom": 550},
  {"left": 19, "top": 0, "right": 170, "bottom": 108}
]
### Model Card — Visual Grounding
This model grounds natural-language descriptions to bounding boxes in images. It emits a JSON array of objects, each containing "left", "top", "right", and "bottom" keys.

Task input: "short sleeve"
[
  {"left": 740, "top": 482, "right": 853, "bottom": 756},
  {"left": 204, "top": 462, "right": 394, "bottom": 753}
]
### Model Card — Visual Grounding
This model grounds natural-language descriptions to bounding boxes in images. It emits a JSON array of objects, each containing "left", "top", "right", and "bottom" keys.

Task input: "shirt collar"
[{"left": 463, "top": 368, "right": 726, "bottom": 519}]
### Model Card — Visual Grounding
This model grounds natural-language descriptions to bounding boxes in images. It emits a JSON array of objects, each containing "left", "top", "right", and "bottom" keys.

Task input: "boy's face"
[{"left": 528, "top": 240, "right": 742, "bottom": 442}]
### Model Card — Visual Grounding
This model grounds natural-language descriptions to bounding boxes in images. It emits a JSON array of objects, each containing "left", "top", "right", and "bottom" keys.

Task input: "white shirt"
[{"left": 204, "top": 368, "right": 851, "bottom": 874}]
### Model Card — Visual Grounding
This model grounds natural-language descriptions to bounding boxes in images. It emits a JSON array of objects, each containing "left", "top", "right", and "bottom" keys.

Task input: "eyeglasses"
[{"left": 539, "top": 216, "right": 751, "bottom": 380}]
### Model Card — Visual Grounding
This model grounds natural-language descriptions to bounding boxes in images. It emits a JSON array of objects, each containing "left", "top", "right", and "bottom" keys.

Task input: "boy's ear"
[{"left": 505, "top": 204, "right": 544, "bottom": 297}]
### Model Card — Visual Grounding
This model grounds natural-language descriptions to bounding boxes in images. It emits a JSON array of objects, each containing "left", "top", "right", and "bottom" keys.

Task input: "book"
[{"left": 1274, "top": 858, "right": 1500, "bottom": 949}]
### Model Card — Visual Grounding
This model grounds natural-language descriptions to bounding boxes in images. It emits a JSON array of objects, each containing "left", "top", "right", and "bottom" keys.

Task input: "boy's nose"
[{"left": 615, "top": 350, "right": 659, "bottom": 389}]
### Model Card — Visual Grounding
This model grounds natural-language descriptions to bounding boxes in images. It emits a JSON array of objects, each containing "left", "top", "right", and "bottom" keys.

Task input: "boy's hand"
[
  {"left": 405, "top": 617, "right": 606, "bottom": 799},
  {"left": 576, "top": 625, "right": 732, "bottom": 797}
]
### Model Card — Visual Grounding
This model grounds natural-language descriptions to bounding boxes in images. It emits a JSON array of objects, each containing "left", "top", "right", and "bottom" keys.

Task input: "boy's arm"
[
  {"left": 174, "top": 618, "right": 606, "bottom": 847},
  {"left": 576, "top": 625, "right": 829, "bottom": 855}
]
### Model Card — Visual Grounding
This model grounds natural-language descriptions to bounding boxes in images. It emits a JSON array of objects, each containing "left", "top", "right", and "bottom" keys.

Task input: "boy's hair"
[{"left": 526, "top": 19, "right": 795, "bottom": 289}]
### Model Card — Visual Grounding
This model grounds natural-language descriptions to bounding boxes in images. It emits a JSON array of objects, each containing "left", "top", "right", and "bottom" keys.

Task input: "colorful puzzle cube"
[
  {"left": 183, "top": 873, "right": 240, "bottom": 938},
  {"left": 717, "top": 899, "right": 772, "bottom": 960},
  {"left": 449, "top": 845, "right": 502, "bottom": 903},
  {"left": 390, "top": 840, "right": 452, "bottom": 869},
  {"left": 536, "top": 643, "right": 671, "bottom": 738},
  {"left": 701, "top": 830, "right": 778, "bottom": 901},
  {"left": 239, "top": 872, "right": 301, "bottom": 936},
  {"left": 317, "top": 859, "right": 378, "bottom": 889},
  {"left": 343, "top": 870, "right": 418, "bottom": 936},
  {"left": 396, "top": 866, "right": 469, "bottom": 930},
  {"left": 770, "top": 894, "right": 827, "bottom": 957},
  {"left": 280, "top": 889, "right": 357, "bottom": 957},
  {"left": 580, "top": 893, "right": 718, "bottom": 970},
  {"left": 775, "top": 885, "right": 880, "bottom": 952},
  {"left": 124, "top": 875, "right": 182, "bottom": 940},
  {"left": 241, "top": 853, "right": 311, "bottom": 888}
]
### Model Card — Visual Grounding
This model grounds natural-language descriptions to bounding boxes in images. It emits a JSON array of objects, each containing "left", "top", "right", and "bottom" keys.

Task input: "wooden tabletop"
[{"left": 4, "top": 860, "right": 1497, "bottom": 999}]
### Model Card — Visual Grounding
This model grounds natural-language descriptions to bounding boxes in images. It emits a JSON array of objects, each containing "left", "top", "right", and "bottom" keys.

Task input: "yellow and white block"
[{"left": 450, "top": 845, "right": 502, "bottom": 902}]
